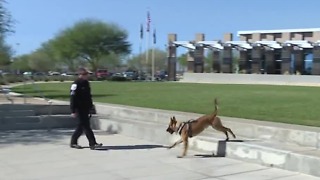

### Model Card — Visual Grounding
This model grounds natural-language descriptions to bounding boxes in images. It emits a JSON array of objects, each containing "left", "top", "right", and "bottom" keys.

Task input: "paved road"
[{"left": 0, "top": 130, "right": 319, "bottom": 180}]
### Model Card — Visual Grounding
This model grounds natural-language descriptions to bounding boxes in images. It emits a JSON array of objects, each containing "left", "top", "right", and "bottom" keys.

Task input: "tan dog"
[{"left": 166, "top": 98, "right": 236, "bottom": 158}]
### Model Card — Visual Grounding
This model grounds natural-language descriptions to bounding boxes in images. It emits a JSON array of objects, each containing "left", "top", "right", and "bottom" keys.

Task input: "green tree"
[
  {"left": 51, "top": 19, "right": 131, "bottom": 71},
  {"left": 0, "top": 0, "right": 14, "bottom": 36},
  {"left": 0, "top": 37, "right": 12, "bottom": 68},
  {"left": 177, "top": 53, "right": 188, "bottom": 71},
  {"left": 203, "top": 51, "right": 213, "bottom": 73},
  {"left": 127, "top": 48, "right": 167, "bottom": 73},
  {"left": 28, "top": 50, "right": 56, "bottom": 72},
  {"left": 0, "top": 0, "right": 14, "bottom": 69},
  {"left": 97, "top": 52, "right": 122, "bottom": 70},
  {"left": 49, "top": 34, "right": 81, "bottom": 71},
  {"left": 10, "top": 54, "right": 32, "bottom": 72}
]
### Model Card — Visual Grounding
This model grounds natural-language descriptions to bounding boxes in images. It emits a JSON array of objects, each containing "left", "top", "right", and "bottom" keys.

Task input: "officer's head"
[{"left": 78, "top": 67, "right": 89, "bottom": 80}]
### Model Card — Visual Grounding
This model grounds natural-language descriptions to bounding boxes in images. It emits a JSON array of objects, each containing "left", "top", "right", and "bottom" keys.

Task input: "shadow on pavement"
[
  {"left": 0, "top": 129, "right": 74, "bottom": 146},
  {"left": 92, "top": 144, "right": 165, "bottom": 151}
]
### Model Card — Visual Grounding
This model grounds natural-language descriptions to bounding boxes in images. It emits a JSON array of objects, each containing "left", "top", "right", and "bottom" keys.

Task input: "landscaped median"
[{"left": 11, "top": 81, "right": 320, "bottom": 127}]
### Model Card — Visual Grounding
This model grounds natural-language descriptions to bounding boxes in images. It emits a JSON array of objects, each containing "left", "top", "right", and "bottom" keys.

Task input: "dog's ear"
[{"left": 172, "top": 116, "right": 177, "bottom": 122}]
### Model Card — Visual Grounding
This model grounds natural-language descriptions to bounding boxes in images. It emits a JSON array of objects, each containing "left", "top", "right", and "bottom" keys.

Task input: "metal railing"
[
  {"left": 0, "top": 85, "right": 13, "bottom": 104},
  {"left": 28, "top": 78, "right": 53, "bottom": 115}
]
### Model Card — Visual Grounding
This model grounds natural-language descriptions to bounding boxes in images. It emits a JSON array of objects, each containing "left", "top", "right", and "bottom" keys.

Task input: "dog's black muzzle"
[{"left": 166, "top": 127, "right": 174, "bottom": 134}]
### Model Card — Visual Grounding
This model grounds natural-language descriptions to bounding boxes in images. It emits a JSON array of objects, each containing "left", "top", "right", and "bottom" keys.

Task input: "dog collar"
[{"left": 176, "top": 123, "right": 184, "bottom": 135}]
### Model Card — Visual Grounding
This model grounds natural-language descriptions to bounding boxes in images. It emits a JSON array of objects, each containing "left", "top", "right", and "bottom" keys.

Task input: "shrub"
[
  {"left": 16, "top": 76, "right": 24, "bottom": 82},
  {"left": 110, "top": 76, "right": 128, "bottom": 81},
  {"left": 3, "top": 75, "right": 20, "bottom": 84},
  {"left": 88, "top": 76, "right": 98, "bottom": 81},
  {"left": 0, "top": 78, "right": 6, "bottom": 85}
]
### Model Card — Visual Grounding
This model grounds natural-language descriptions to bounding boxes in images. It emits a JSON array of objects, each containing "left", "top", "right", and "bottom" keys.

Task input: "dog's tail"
[{"left": 211, "top": 98, "right": 218, "bottom": 119}]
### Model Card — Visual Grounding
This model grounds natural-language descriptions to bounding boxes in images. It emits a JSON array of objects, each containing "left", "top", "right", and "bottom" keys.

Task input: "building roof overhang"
[{"left": 237, "top": 28, "right": 320, "bottom": 36}]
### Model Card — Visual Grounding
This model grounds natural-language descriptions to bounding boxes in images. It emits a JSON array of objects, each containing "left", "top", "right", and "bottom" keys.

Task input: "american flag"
[
  {"left": 153, "top": 28, "right": 156, "bottom": 44},
  {"left": 146, "top": 11, "right": 151, "bottom": 32},
  {"left": 140, "top": 23, "right": 143, "bottom": 39}
]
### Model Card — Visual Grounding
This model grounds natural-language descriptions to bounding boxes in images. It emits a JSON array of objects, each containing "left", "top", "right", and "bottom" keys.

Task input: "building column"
[
  {"left": 222, "top": 45, "right": 233, "bottom": 73},
  {"left": 167, "top": 34, "right": 177, "bottom": 81},
  {"left": 187, "top": 50, "right": 194, "bottom": 72},
  {"left": 193, "top": 34, "right": 205, "bottom": 73},
  {"left": 293, "top": 48, "right": 304, "bottom": 74},
  {"left": 212, "top": 50, "right": 221, "bottom": 73},
  {"left": 239, "top": 50, "right": 248, "bottom": 73},
  {"left": 281, "top": 46, "right": 292, "bottom": 74},
  {"left": 312, "top": 46, "right": 320, "bottom": 75},
  {"left": 251, "top": 46, "right": 262, "bottom": 74},
  {"left": 222, "top": 33, "right": 233, "bottom": 73},
  {"left": 193, "top": 45, "right": 204, "bottom": 73},
  {"left": 265, "top": 50, "right": 276, "bottom": 74}
]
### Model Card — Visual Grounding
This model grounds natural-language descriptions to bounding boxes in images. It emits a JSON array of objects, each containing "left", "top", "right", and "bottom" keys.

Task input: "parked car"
[
  {"left": 48, "top": 71, "right": 60, "bottom": 76},
  {"left": 122, "top": 71, "right": 138, "bottom": 80},
  {"left": 96, "top": 69, "right": 109, "bottom": 80},
  {"left": 155, "top": 71, "right": 168, "bottom": 81},
  {"left": 23, "top": 72, "right": 32, "bottom": 77}
]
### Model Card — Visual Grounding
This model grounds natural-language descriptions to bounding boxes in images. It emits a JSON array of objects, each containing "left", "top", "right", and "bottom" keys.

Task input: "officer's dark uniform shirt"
[{"left": 70, "top": 78, "right": 93, "bottom": 113}]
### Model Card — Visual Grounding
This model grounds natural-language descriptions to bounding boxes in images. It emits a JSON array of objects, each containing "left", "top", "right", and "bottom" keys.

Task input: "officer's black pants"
[{"left": 71, "top": 110, "right": 97, "bottom": 146}]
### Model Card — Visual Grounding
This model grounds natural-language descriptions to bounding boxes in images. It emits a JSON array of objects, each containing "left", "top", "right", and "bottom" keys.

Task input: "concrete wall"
[
  {"left": 92, "top": 103, "right": 320, "bottom": 177},
  {"left": 180, "top": 73, "right": 320, "bottom": 86}
]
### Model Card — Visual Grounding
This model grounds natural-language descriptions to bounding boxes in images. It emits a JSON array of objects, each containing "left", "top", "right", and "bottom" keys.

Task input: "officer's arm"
[
  {"left": 70, "top": 83, "right": 78, "bottom": 113},
  {"left": 89, "top": 83, "right": 94, "bottom": 109}
]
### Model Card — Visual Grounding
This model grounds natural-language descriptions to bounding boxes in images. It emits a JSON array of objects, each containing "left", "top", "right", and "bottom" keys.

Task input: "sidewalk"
[{"left": 0, "top": 130, "right": 319, "bottom": 180}]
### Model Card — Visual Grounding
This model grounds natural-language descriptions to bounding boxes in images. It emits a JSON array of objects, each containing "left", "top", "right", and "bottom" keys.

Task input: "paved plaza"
[{"left": 0, "top": 129, "right": 319, "bottom": 180}]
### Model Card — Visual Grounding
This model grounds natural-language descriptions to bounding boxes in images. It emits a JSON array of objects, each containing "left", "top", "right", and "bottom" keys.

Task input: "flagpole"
[
  {"left": 145, "top": 10, "right": 151, "bottom": 78},
  {"left": 151, "top": 28, "right": 156, "bottom": 81},
  {"left": 139, "top": 38, "right": 142, "bottom": 72},
  {"left": 145, "top": 30, "right": 149, "bottom": 68},
  {"left": 151, "top": 39, "right": 155, "bottom": 81},
  {"left": 139, "top": 23, "right": 143, "bottom": 73}
]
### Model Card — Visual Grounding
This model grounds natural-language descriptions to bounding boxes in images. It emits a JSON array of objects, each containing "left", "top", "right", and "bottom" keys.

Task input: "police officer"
[{"left": 70, "top": 67, "right": 102, "bottom": 150}]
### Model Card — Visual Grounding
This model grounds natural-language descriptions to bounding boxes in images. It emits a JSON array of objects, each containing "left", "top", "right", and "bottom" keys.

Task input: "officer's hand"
[{"left": 71, "top": 113, "right": 77, "bottom": 118}]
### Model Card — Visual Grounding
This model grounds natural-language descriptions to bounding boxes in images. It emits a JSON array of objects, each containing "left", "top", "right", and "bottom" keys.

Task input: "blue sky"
[{"left": 5, "top": 0, "right": 320, "bottom": 57}]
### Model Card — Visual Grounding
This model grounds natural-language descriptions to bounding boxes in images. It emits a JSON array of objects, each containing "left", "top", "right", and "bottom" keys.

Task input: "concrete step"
[
  {"left": 0, "top": 110, "right": 35, "bottom": 117},
  {"left": 0, "top": 115, "right": 100, "bottom": 130},
  {"left": 95, "top": 117, "right": 320, "bottom": 177},
  {"left": 0, "top": 104, "right": 72, "bottom": 115}
]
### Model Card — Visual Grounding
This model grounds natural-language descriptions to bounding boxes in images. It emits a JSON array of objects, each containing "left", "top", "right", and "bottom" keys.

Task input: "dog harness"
[{"left": 177, "top": 119, "right": 197, "bottom": 138}]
